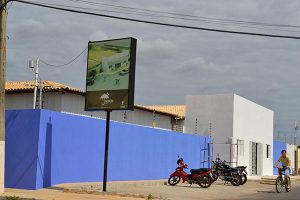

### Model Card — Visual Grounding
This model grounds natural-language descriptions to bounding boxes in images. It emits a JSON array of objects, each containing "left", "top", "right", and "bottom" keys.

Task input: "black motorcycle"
[
  {"left": 215, "top": 160, "right": 248, "bottom": 185},
  {"left": 211, "top": 160, "right": 242, "bottom": 186},
  {"left": 235, "top": 166, "right": 248, "bottom": 185}
]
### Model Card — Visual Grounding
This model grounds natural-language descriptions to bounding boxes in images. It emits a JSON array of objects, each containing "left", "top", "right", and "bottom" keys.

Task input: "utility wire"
[
  {"left": 5, "top": 0, "right": 300, "bottom": 30},
  {"left": 11, "top": 0, "right": 300, "bottom": 40},
  {"left": 67, "top": 0, "right": 300, "bottom": 29},
  {"left": 22, "top": 1, "right": 300, "bottom": 33},
  {"left": 40, "top": 46, "right": 87, "bottom": 67}
]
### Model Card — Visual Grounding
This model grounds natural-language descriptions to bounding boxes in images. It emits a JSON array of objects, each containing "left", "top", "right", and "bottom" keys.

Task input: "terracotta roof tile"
[
  {"left": 135, "top": 105, "right": 185, "bottom": 119},
  {"left": 5, "top": 80, "right": 185, "bottom": 118},
  {"left": 5, "top": 80, "right": 84, "bottom": 94}
]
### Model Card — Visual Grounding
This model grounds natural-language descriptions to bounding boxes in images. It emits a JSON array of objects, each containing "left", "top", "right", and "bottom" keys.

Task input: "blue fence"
[{"left": 5, "top": 109, "right": 211, "bottom": 190}]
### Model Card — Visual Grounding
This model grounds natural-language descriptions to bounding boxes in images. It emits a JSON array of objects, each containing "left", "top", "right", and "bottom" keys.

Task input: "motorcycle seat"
[{"left": 190, "top": 168, "right": 210, "bottom": 174}]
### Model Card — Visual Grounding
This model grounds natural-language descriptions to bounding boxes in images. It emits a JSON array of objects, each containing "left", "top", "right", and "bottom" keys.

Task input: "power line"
[
  {"left": 40, "top": 46, "right": 87, "bottom": 67},
  {"left": 67, "top": 0, "right": 300, "bottom": 29},
  {"left": 12, "top": 0, "right": 300, "bottom": 40},
  {"left": 23, "top": 1, "right": 300, "bottom": 34},
  {"left": 6, "top": 0, "right": 300, "bottom": 31}
]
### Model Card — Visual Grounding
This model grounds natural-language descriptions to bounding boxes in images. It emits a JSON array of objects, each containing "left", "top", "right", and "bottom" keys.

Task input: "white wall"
[
  {"left": 6, "top": 93, "right": 33, "bottom": 109},
  {"left": 6, "top": 92, "right": 62, "bottom": 111},
  {"left": 185, "top": 94, "right": 234, "bottom": 162},
  {"left": 185, "top": 94, "right": 274, "bottom": 175},
  {"left": 287, "top": 144, "right": 297, "bottom": 172},
  {"left": 43, "top": 92, "right": 62, "bottom": 111},
  {"left": 6, "top": 92, "right": 174, "bottom": 130},
  {"left": 60, "top": 93, "right": 173, "bottom": 129},
  {"left": 233, "top": 94, "right": 274, "bottom": 175}
]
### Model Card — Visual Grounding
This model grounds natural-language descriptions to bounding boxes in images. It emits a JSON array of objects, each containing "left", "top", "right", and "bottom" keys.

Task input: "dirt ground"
[
  {"left": 1, "top": 178, "right": 300, "bottom": 200},
  {"left": 97, "top": 178, "right": 300, "bottom": 200},
  {"left": 0, "top": 187, "right": 141, "bottom": 200}
]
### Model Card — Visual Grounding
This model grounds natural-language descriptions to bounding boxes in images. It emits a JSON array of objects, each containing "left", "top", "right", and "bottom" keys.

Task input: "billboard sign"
[{"left": 85, "top": 38, "right": 137, "bottom": 110}]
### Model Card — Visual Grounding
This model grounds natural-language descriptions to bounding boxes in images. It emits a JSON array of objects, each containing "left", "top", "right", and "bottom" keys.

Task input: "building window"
[
  {"left": 267, "top": 144, "right": 271, "bottom": 158},
  {"left": 237, "top": 140, "right": 244, "bottom": 156}
]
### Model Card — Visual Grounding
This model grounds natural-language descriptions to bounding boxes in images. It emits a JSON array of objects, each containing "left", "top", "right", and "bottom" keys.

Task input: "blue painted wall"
[
  {"left": 273, "top": 141, "right": 287, "bottom": 175},
  {"left": 5, "top": 109, "right": 211, "bottom": 190},
  {"left": 37, "top": 110, "right": 105, "bottom": 188},
  {"left": 5, "top": 110, "right": 41, "bottom": 189}
]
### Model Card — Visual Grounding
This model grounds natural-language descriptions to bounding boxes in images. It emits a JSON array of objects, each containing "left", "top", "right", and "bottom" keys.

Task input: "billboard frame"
[
  {"left": 84, "top": 37, "right": 136, "bottom": 111},
  {"left": 83, "top": 37, "right": 137, "bottom": 192}
]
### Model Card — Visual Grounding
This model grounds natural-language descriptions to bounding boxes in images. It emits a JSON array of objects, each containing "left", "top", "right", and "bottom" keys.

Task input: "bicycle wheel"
[
  {"left": 285, "top": 176, "right": 291, "bottom": 192},
  {"left": 276, "top": 177, "right": 283, "bottom": 193}
]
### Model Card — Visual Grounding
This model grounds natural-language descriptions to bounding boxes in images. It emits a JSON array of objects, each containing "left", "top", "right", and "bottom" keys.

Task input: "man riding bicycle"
[{"left": 274, "top": 150, "right": 291, "bottom": 176}]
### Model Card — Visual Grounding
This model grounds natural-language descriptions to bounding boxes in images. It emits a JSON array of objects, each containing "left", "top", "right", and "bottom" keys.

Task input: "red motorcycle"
[{"left": 168, "top": 158, "right": 213, "bottom": 188}]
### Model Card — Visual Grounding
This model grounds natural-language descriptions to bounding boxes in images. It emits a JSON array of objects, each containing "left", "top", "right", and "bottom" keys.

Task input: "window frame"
[{"left": 237, "top": 139, "right": 245, "bottom": 156}]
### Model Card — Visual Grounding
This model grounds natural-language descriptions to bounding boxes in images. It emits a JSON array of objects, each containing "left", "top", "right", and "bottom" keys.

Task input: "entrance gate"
[{"left": 251, "top": 142, "right": 258, "bottom": 175}]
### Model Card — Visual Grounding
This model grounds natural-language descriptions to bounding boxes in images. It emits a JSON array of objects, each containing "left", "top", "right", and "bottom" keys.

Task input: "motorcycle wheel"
[
  {"left": 168, "top": 176, "right": 181, "bottom": 186},
  {"left": 285, "top": 176, "right": 291, "bottom": 192},
  {"left": 240, "top": 174, "right": 247, "bottom": 185},
  {"left": 230, "top": 175, "right": 242, "bottom": 186},
  {"left": 199, "top": 176, "right": 212, "bottom": 188},
  {"left": 211, "top": 173, "right": 218, "bottom": 183}
]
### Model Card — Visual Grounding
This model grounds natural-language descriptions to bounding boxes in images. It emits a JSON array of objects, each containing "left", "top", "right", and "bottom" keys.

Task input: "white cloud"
[
  {"left": 175, "top": 57, "right": 220, "bottom": 74},
  {"left": 89, "top": 30, "right": 108, "bottom": 41},
  {"left": 6, "top": 0, "right": 300, "bottom": 135},
  {"left": 138, "top": 39, "right": 178, "bottom": 58}
]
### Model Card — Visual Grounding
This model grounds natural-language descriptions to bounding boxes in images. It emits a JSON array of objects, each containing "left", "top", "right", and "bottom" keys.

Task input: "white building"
[
  {"left": 102, "top": 50, "right": 129, "bottom": 72},
  {"left": 286, "top": 144, "right": 298, "bottom": 173},
  {"left": 5, "top": 80, "right": 185, "bottom": 131},
  {"left": 184, "top": 94, "right": 274, "bottom": 176},
  {"left": 6, "top": 81, "right": 299, "bottom": 174}
]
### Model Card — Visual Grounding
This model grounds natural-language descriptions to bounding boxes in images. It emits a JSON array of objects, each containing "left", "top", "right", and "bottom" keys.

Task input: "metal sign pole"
[{"left": 102, "top": 110, "right": 111, "bottom": 192}]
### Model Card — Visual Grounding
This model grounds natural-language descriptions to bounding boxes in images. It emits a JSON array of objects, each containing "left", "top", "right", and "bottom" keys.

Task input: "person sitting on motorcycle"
[{"left": 274, "top": 150, "right": 291, "bottom": 176}]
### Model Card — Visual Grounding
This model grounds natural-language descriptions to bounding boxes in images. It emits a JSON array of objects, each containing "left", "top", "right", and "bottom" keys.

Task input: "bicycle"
[{"left": 274, "top": 166, "right": 291, "bottom": 193}]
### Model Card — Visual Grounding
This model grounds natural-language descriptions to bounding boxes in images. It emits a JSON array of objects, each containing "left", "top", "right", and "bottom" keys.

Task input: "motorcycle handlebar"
[{"left": 274, "top": 166, "right": 287, "bottom": 169}]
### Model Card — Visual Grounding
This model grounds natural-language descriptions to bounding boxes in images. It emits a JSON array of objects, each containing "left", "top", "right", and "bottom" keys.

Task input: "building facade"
[
  {"left": 5, "top": 80, "right": 299, "bottom": 175},
  {"left": 184, "top": 94, "right": 274, "bottom": 176},
  {"left": 5, "top": 80, "right": 185, "bottom": 131}
]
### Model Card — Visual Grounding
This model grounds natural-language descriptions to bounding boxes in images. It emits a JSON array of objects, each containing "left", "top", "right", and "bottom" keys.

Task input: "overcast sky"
[{"left": 6, "top": 0, "right": 300, "bottom": 139}]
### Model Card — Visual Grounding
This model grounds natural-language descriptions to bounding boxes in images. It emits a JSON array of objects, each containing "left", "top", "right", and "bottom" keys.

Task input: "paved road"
[
  {"left": 1, "top": 179, "right": 300, "bottom": 200},
  {"left": 105, "top": 179, "right": 300, "bottom": 200}
]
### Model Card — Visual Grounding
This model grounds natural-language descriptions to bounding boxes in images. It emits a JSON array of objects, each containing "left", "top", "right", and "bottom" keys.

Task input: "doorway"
[{"left": 251, "top": 142, "right": 258, "bottom": 175}]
